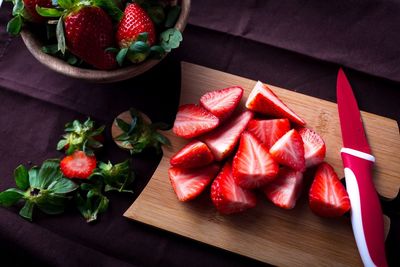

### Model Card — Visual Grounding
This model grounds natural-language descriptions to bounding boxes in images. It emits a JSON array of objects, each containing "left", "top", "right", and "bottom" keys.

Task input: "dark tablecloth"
[{"left": 0, "top": 1, "right": 399, "bottom": 266}]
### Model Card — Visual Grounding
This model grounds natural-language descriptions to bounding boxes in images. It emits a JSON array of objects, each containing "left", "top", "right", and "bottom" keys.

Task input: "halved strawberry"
[
  {"left": 201, "top": 110, "right": 254, "bottom": 161},
  {"left": 269, "top": 129, "right": 305, "bottom": 171},
  {"left": 172, "top": 104, "right": 220, "bottom": 139},
  {"left": 262, "top": 168, "right": 303, "bottom": 209},
  {"left": 246, "top": 118, "right": 290, "bottom": 150},
  {"left": 298, "top": 127, "right": 326, "bottom": 168},
  {"left": 246, "top": 81, "right": 306, "bottom": 126},
  {"left": 232, "top": 131, "right": 279, "bottom": 189},
  {"left": 60, "top": 151, "right": 97, "bottom": 179},
  {"left": 169, "top": 164, "right": 220, "bottom": 202},
  {"left": 199, "top": 86, "right": 244, "bottom": 121},
  {"left": 170, "top": 140, "right": 214, "bottom": 169},
  {"left": 211, "top": 161, "right": 257, "bottom": 214},
  {"left": 309, "top": 162, "right": 351, "bottom": 217}
]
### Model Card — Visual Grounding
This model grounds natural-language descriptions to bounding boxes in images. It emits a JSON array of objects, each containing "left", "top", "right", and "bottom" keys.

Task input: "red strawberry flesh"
[
  {"left": 202, "top": 110, "right": 253, "bottom": 161},
  {"left": 173, "top": 104, "right": 220, "bottom": 139},
  {"left": 246, "top": 81, "right": 306, "bottom": 126},
  {"left": 211, "top": 161, "right": 257, "bottom": 214},
  {"left": 60, "top": 151, "right": 97, "bottom": 179},
  {"left": 169, "top": 164, "right": 220, "bottom": 202},
  {"left": 199, "top": 86, "right": 244, "bottom": 121},
  {"left": 246, "top": 118, "right": 290, "bottom": 150},
  {"left": 232, "top": 131, "right": 279, "bottom": 189},
  {"left": 170, "top": 140, "right": 214, "bottom": 169},
  {"left": 262, "top": 168, "right": 303, "bottom": 209},
  {"left": 269, "top": 129, "right": 305, "bottom": 171},
  {"left": 298, "top": 127, "right": 326, "bottom": 168},
  {"left": 309, "top": 162, "right": 351, "bottom": 217}
]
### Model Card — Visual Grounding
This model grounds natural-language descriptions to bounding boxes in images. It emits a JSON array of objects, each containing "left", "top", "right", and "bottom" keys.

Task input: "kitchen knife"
[{"left": 337, "top": 68, "right": 388, "bottom": 267}]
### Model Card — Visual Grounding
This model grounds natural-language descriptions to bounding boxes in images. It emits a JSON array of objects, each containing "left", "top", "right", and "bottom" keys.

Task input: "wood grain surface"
[{"left": 124, "top": 62, "right": 400, "bottom": 266}]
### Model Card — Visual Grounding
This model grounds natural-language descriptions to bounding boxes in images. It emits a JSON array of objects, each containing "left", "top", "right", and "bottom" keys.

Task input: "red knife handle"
[{"left": 341, "top": 148, "right": 388, "bottom": 267}]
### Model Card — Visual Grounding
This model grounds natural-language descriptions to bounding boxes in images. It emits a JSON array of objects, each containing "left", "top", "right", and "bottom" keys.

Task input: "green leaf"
[
  {"left": 0, "top": 188, "right": 24, "bottom": 207},
  {"left": 116, "top": 118, "right": 131, "bottom": 133},
  {"left": 12, "top": 0, "right": 24, "bottom": 16},
  {"left": 6, "top": 16, "right": 22, "bottom": 36},
  {"left": 104, "top": 184, "right": 133, "bottom": 193},
  {"left": 128, "top": 41, "right": 150, "bottom": 53},
  {"left": 36, "top": 159, "right": 62, "bottom": 189},
  {"left": 35, "top": 6, "right": 63, "bottom": 18},
  {"left": 28, "top": 166, "right": 39, "bottom": 187},
  {"left": 136, "top": 32, "right": 148, "bottom": 43},
  {"left": 19, "top": 201, "right": 34, "bottom": 221},
  {"left": 47, "top": 177, "right": 78, "bottom": 194},
  {"left": 56, "top": 17, "right": 66, "bottom": 54},
  {"left": 14, "top": 165, "right": 30, "bottom": 190},
  {"left": 36, "top": 193, "right": 67, "bottom": 214},
  {"left": 57, "top": 139, "right": 68, "bottom": 150},
  {"left": 165, "top": 5, "right": 181, "bottom": 28},
  {"left": 42, "top": 44, "right": 59, "bottom": 55},
  {"left": 90, "top": 125, "right": 105, "bottom": 137},
  {"left": 148, "top": 5, "right": 165, "bottom": 25},
  {"left": 115, "top": 132, "right": 131, "bottom": 142},
  {"left": 116, "top": 48, "right": 128, "bottom": 66},
  {"left": 152, "top": 132, "right": 171, "bottom": 146},
  {"left": 149, "top": 45, "right": 165, "bottom": 59},
  {"left": 94, "top": 0, "right": 123, "bottom": 21},
  {"left": 67, "top": 54, "right": 78, "bottom": 65},
  {"left": 127, "top": 51, "right": 149, "bottom": 63},
  {"left": 57, "top": 0, "right": 73, "bottom": 9},
  {"left": 105, "top": 47, "right": 118, "bottom": 53},
  {"left": 160, "top": 28, "right": 183, "bottom": 52}
]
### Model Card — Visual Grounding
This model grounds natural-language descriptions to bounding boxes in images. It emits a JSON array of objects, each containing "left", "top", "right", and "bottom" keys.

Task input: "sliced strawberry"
[
  {"left": 246, "top": 118, "right": 290, "bottom": 150},
  {"left": 211, "top": 161, "right": 257, "bottom": 214},
  {"left": 262, "top": 168, "right": 303, "bottom": 209},
  {"left": 246, "top": 81, "right": 306, "bottom": 126},
  {"left": 169, "top": 164, "right": 220, "bottom": 202},
  {"left": 170, "top": 140, "right": 214, "bottom": 169},
  {"left": 201, "top": 110, "right": 253, "bottom": 161},
  {"left": 269, "top": 129, "right": 305, "bottom": 171},
  {"left": 232, "top": 131, "right": 279, "bottom": 189},
  {"left": 173, "top": 104, "right": 220, "bottom": 139},
  {"left": 298, "top": 127, "right": 326, "bottom": 168},
  {"left": 199, "top": 86, "right": 244, "bottom": 121},
  {"left": 60, "top": 151, "right": 97, "bottom": 179},
  {"left": 309, "top": 162, "right": 351, "bottom": 217}
]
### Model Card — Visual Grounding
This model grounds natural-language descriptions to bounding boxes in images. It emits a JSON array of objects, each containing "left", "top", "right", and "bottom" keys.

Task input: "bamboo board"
[{"left": 124, "top": 62, "right": 400, "bottom": 266}]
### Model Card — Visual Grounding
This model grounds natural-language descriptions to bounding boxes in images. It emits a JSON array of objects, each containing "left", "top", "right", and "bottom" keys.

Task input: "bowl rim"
[{"left": 20, "top": 0, "right": 191, "bottom": 83}]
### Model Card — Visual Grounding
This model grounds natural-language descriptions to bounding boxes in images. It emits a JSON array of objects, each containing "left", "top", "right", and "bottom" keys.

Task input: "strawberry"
[
  {"left": 298, "top": 127, "right": 326, "bottom": 168},
  {"left": 262, "top": 168, "right": 303, "bottom": 209},
  {"left": 309, "top": 163, "right": 351, "bottom": 217},
  {"left": 116, "top": 3, "right": 156, "bottom": 48},
  {"left": 173, "top": 104, "right": 220, "bottom": 139},
  {"left": 246, "top": 118, "right": 290, "bottom": 150},
  {"left": 201, "top": 110, "right": 253, "bottom": 161},
  {"left": 64, "top": 6, "right": 117, "bottom": 70},
  {"left": 211, "top": 161, "right": 257, "bottom": 214},
  {"left": 232, "top": 131, "right": 278, "bottom": 189},
  {"left": 170, "top": 140, "right": 214, "bottom": 169},
  {"left": 199, "top": 86, "right": 244, "bottom": 121},
  {"left": 23, "top": 0, "right": 52, "bottom": 23},
  {"left": 269, "top": 129, "right": 305, "bottom": 171},
  {"left": 169, "top": 164, "right": 220, "bottom": 202},
  {"left": 60, "top": 151, "right": 97, "bottom": 179},
  {"left": 246, "top": 81, "right": 306, "bottom": 126}
]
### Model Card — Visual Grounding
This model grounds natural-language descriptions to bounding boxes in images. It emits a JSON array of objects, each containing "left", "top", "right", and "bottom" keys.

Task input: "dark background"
[{"left": 0, "top": 1, "right": 399, "bottom": 266}]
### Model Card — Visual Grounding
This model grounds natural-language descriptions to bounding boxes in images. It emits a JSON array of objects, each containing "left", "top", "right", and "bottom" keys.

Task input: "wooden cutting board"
[{"left": 124, "top": 62, "right": 400, "bottom": 266}]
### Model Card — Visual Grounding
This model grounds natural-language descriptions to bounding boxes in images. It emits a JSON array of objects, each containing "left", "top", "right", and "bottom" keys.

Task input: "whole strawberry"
[
  {"left": 64, "top": 6, "right": 117, "bottom": 70},
  {"left": 116, "top": 3, "right": 156, "bottom": 48},
  {"left": 23, "top": 0, "right": 53, "bottom": 23}
]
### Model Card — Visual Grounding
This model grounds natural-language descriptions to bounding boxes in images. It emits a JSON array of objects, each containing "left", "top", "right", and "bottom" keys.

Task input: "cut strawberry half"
[
  {"left": 211, "top": 161, "right": 257, "bottom": 214},
  {"left": 170, "top": 140, "right": 214, "bottom": 169},
  {"left": 309, "top": 163, "right": 351, "bottom": 217},
  {"left": 246, "top": 118, "right": 290, "bottom": 150},
  {"left": 232, "top": 131, "right": 279, "bottom": 189},
  {"left": 202, "top": 110, "right": 254, "bottom": 161},
  {"left": 173, "top": 104, "right": 220, "bottom": 139},
  {"left": 262, "top": 168, "right": 303, "bottom": 209},
  {"left": 60, "top": 151, "right": 97, "bottom": 179},
  {"left": 298, "top": 127, "right": 326, "bottom": 168},
  {"left": 199, "top": 86, "right": 244, "bottom": 121},
  {"left": 169, "top": 164, "right": 220, "bottom": 202},
  {"left": 246, "top": 81, "right": 306, "bottom": 126},
  {"left": 269, "top": 129, "right": 305, "bottom": 171}
]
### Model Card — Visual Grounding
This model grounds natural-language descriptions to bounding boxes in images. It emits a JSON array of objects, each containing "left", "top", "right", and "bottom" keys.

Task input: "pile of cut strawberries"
[
  {"left": 7, "top": 0, "right": 182, "bottom": 69},
  {"left": 169, "top": 81, "right": 351, "bottom": 217}
]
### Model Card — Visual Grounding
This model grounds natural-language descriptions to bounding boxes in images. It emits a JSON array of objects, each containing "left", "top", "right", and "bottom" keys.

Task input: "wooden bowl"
[{"left": 20, "top": 0, "right": 190, "bottom": 83}]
